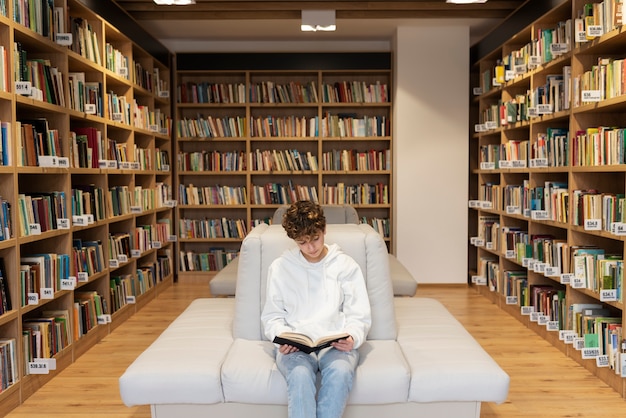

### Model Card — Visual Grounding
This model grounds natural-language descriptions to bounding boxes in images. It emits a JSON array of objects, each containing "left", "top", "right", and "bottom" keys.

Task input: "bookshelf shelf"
[
  {"left": 0, "top": 1, "right": 174, "bottom": 415},
  {"left": 175, "top": 59, "right": 393, "bottom": 273},
  {"left": 470, "top": 0, "right": 626, "bottom": 398}
]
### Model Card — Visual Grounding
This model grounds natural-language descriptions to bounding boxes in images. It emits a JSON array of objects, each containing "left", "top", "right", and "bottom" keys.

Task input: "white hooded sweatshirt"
[{"left": 261, "top": 243, "right": 372, "bottom": 350}]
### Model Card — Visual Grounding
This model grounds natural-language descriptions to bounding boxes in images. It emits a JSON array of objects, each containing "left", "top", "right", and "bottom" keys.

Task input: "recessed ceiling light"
[
  {"left": 153, "top": 0, "right": 196, "bottom": 5},
  {"left": 301, "top": 10, "right": 336, "bottom": 32}
]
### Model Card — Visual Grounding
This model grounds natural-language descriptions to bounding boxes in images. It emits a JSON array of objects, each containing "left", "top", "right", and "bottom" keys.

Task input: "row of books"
[
  {"left": 17, "top": 118, "right": 62, "bottom": 166},
  {"left": 177, "top": 81, "right": 246, "bottom": 104},
  {"left": 475, "top": 180, "right": 626, "bottom": 233},
  {"left": 178, "top": 217, "right": 248, "bottom": 239},
  {"left": 0, "top": 197, "right": 11, "bottom": 241},
  {"left": 177, "top": 115, "right": 246, "bottom": 139},
  {"left": 481, "top": 19, "right": 571, "bottom": 93},
  {"left": 176, "top": 114, "right": 390, "bottom": 138},
  {"left": 73, "top": 290, "right": 107, "bottom": 340},
  {"left": 15, "top": 45, "right": 66, "bottom": 106},
  {"left": 133, "top": 104, "right": 171, "bottom": 134},
  {"left": 577, "top": 2, "right": 624, "bottom": 43},
  {"left": 105, "top": 43, "right": 130, "bottom": 80},
  {"left": 0, "top": 258, "right": 11, "bottom": 314},
  {"left": 0, "top": 338, "right": 16, "bottom": 391},
  {"left": 479, "top": 225, "right": 623, "bottom": 297},
  {"left": 110, "top": 274, "right": 134, "bottom": 314},
  {"left": 321, "top": 149, "right": 390, "bottom": 171},
  {"left": 249, "top": 148, "right": 318, "bottom": 172},
  {"left": 67, "top": 72, "right": 101, "bottom": 115},
  {"left": 321, "top": 81, "right": 390, "bottom": 103},
  {"left": 320, "top": 114, "right": 389, "bottom": 138},
  {"left": 177, "top": 150, "right": 246, "bottom": 172},
  {"left": 574, "top": 57, "right": 626, "bottom": 105},
  {"left": 361, "top": 217, "right": 390, "bottom": 238},
  {"left": 17, "top": 191, "right": 67, "bottom": 237},
  {"left": 70, "top": 16, "right": 101, "bottom": 65},
  {"left": 178, "top": 184, "right": 247, "bottom": 206},
  {"left": 250, "top": 182, "right": 319, "bottom": 205},
  {"left": 71, "top": 239, "right": 105, "bottom": 278},
  {"left": 14, "top": 0, "right": 56, "bottom": 40},
  {"left": 572, "top": 126, "right": 626, "bottom": 166},
  {"left": 249, "top": 80, "right": 319, "bottom": 104},
  {"left": 20, "top": 253, "right": 71, "bottom": 306},
  {"left": 72, "top": 185, "right": 106, "bottom": 222},
  {"left": 322, "top": 182, "right": 389, "bottom": 205},
  {"left": 177, "top": 80, "right": 389, "bottom": 104},
  {"left": 107, "top": 184, "right": 172, "bottom": 217},
  {"left": 178, "top": 248, "right": 238, "bottom": 272},
  {"left": 134, "top": 64, "right": 168, "bottom": 97},
  {"left": 106, "top": 91, "right": 130, "bottom": 124},
  {"left": 130, "top": 222, "right": 171, "bottom": 254}
]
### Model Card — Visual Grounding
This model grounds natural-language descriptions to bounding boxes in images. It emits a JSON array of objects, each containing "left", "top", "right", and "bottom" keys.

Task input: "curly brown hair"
[{"left": 282, "top": 201, "right": 326, "bottom": 239}]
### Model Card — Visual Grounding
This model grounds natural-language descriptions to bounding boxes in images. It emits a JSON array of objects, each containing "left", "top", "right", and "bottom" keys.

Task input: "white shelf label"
[
  {"left": 72, "top": 215, "right": 88, "bottom": 226},
  {"left": 506, "top": 296, "right": 518, "bottom": 305},
  {"left": 514, "top": 64, "right": 527, "bottom": 75},
  {"left": 547, "top": 320, "right": 559, "bottom": 331},
  {"left": 560, "top": 273, "right": 573, "bottom": 285},
  {"left": 77, "top": 272, "right": 89, "bottom": 282},
  {"left": 529, "top": 158, "right": 548, "bottom": 168},
  {"left": 473, "top": 87, "right": 482, "bottom": 95},
  {"left": 537, "top": 104, "right": 553, "bottom": 114},
  {"left": 57, "top": 157, "right": 70, "bottom": 168},
  {"left": 38, "top": 155, "right": 59, "bottom": 167},
  {"left": 521, "top": 305, "right": 534, "bottom": 315},
  {"left": 571, "top": 276, "right": 586, "bottom": 288},
  {"left": 29, "top": 223, "right": 42, "bottom": 235},
  {"left": 152, "top": 241, "right": 162, "bottom": 249},
  {"left": 98, "top": 314, "right": 112, "bottom": 324},
  {"left": 581, "top": 90, "right": 602, "bottom": 102},
  {"left": 600, "top": 289, "right": 617, "bottom": 302},
  {"left": 480, "top": 162, "right": 496, "bottom": 170},
  {"left": 475, "top": 124, "right": 487, "bottom": 133},
  {"left": 55, "top": 32, "right": 73, "bottom": 46},
  {"left": 131, "top": 249, "right": 141, "bottom": 258},
  {"left": 15, "top": 81, "right": 32, "bottom": 95},
  {"left": 119, "top": 67, "right": 128, "bottom": 77},
  {"left": 587, "top": 25, "right": 603, "bottom": 37},
  {"left": 40, "top": 287, "right": 54, "bottom": 299},
  {"left": 112, "top": 112, "right": 124, "bottom": 122},
  {"left": 158, "top": 90, "right": 170, "bottom": 99},
  {"left": 167, "top": 235, "right": 177, "bottom": 242},
  {"left": 485, "top": 121, "right": 498, "bottom": 130},
  {"left": 131, "top": 162, "right": 141, "bottom": 170},
  {"left": 505, "top": 250, "right": 515, "bottom": 259},
  {"left": 109, "top": 259, "right": 119, "bottom": 268},
  {"left": 118, "top": 254, "right": 128, "bottom": 263},
  {"left": 584, "top": 219, "right": 601, "bottom": 230},
  {"left": 550, "top": 43, "right": 568, "bottom": 55},
  {"left": 544, "top": 266, "right": 560, "bottom": 277},
  {"left": 611, "top": 222, "right": 626, "bottom": 235},
  {"left": 531, "top": 210, "right": 549, "bottom": 220},
  {"left": 61, "top": 277, "right": 76, "bottom": 290},
  {"left": 130, "top": 206, "right": 143, "bottom": 214},
  {"left": 29, "top": 361, "right": 49, "bottom": 375},
  {"left": 582, "top": 347, "right": 600, "bottom": 359},
  {"left": 119, "top": 161, "right": 131, "bottom": 170},
  {"left": 126, "top": 295, "right": 136, "bottom": 304},
  {"left": 84, "top": 103, "right": 96, "bottom": 114},
  {"left": 596, "top": 355, "right": 610, "bottom": 368},
  {"left": 27, "top": 292, "right": 39, "bottom": 305},
  {"left": 57, "top": 218, "right": 70, "bottom": 230},
  {"left": 529, "top": 56, "right": 541, "bottom": 67}
]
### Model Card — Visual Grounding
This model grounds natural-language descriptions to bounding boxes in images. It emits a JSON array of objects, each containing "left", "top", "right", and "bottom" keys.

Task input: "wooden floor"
[{"left": 5, "top": 281, "right": 626, "bottom": 417}]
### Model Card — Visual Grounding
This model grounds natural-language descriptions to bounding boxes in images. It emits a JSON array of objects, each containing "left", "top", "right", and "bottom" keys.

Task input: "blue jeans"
[{"left": 276, "top": 348, "right": 359, "bottom": 418}]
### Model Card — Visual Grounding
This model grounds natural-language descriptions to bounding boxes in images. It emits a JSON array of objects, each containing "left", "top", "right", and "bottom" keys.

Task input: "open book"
[{"left": 273, "top": 332, "right": 350, "bottom": 354}]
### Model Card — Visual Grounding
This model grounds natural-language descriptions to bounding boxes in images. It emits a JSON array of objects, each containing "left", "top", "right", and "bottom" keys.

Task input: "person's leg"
[
  {"left": 316, "top": 349, "right": 359, "bottom": 418},
  {"left": 276, "top": 351, "right": 318, "bottom": 418}
]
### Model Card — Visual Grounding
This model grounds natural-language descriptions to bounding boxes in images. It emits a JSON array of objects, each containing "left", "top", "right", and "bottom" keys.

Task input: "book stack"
[
  {"left": 73, "top": 290, "right": 107, "bottom": 338},
  {"left": 17, "top": 191, "right": 67, "bottom": 236}
]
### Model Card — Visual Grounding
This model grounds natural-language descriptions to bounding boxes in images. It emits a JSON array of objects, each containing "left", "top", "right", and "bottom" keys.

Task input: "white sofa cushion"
[
  {"left": 222, "top": 338, "right": 410, "bottom": 405},
  {"left": 395, "top": 297, "right": 510, "bottom": 404},
  {"left": 119, "top": 299, "right": 234, "bottom": 406}
]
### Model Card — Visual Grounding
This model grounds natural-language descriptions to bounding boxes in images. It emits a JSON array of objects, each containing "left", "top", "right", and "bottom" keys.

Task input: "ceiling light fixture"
[
  {"left": 153, "top": 0, "right": 196, "bottom": 5},
  {"left": 301, "top": 10, "right": 336, "bottom": 32},
  {"left": 446, "top": 0, "right": 488, "bottom": 3}
]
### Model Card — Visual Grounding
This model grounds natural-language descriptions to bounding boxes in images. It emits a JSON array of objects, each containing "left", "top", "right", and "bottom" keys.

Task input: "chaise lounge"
[{"left": 119, "top": 223, "right": 509, "bottom": 418}]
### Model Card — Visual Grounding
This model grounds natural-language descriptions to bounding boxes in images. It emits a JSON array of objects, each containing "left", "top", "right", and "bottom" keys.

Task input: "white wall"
[{"left": 393, "top": 26, "right": 469, "bottom": 284}]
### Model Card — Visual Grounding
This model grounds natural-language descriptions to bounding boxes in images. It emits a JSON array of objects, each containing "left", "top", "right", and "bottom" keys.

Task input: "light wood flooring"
[{"left": 5, "top": 281, "right": 626, "bottom": 417}]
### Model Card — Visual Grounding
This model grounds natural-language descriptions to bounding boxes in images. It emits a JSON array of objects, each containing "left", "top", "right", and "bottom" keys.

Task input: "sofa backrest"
[
  {"left": 272, "top": 204, "right": 360, "bottom": 225},
  {"left": 234, "top": 223, "right": 396, "bottom": 341}
]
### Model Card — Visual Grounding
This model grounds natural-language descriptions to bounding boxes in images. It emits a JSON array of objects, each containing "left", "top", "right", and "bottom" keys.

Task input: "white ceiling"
[{"left": 137, "top": 17, "right": 503, "bottom": 52}]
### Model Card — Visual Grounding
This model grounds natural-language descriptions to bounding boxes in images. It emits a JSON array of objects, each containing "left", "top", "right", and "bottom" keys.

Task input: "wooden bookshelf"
[
  {"left": 0, "top": 1, "right": 173, "bottom": 415},
  {"left": 174, "top": 55, "right": 393, "bottom": 278},
  {"left": 470, "top": 0, "right": 626, "bottom": 398}
]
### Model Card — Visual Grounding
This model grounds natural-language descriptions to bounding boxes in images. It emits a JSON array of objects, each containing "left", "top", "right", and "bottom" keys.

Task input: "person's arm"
[
  {"left": 339, "top": 259, "right": 372, "bottom": 350},
  {"left": 261, "top": 262, "right": 293, "bottom": 343}
]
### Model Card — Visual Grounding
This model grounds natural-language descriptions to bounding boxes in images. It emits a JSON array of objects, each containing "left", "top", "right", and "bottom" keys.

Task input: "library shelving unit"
[
  {"left": 174, "top": 53, "right": 392, "bottom": 279},
  {"left": 0, "top": 1, "right": 173, "bottom": 414},
  {"left": 469, "top": 0, "right": 626, "bottom": 398}
]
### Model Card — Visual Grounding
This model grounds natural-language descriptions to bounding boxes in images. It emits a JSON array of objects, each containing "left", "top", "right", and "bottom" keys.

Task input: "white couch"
[
  {"left": 119, "top": 223, "right": 509, "bottom": 418},
  {"left": 209, "top": 204, "right": 418, "bottom": 297}
]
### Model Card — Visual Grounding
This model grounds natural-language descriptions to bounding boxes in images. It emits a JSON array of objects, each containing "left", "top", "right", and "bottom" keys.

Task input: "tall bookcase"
[
  {"left": 0, "top": 1, "right": 173, "bottom": 414},
  {"left": 174, "top": 53, "right": 392, "bottom": 278},
  {"left": 470, "top": 0, "right": 626, "bottom": 398}
]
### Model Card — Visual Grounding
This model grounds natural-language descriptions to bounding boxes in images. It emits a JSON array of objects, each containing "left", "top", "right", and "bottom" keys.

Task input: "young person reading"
[{"left": 261, "top": 200, "right": 372, "bottom": 418}]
